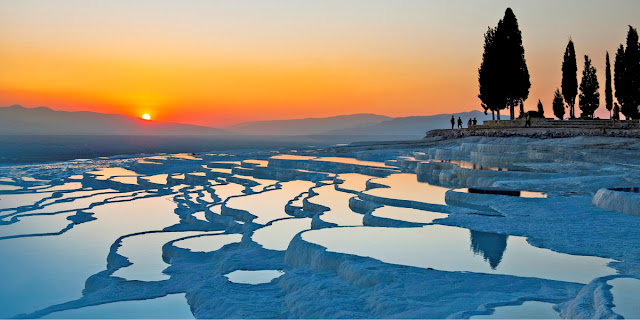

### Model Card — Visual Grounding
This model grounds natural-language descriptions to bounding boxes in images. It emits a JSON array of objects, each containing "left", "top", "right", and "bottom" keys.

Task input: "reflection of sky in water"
[
  {"left": 86, "top": 168, "right": 140, "bottom": 180},
  {"left": 173, "top": 233, "right": 241, "bottom": 253},
  {"left": 302, "top": 225, "right": 615, "bottom": 284},
  {"left": 225, "top": 180, "right": 314, "bottom": 224},
  {"left": 313, "top": 157, "right": 391, "bottom": 168},
  {"left": 365, "top": 173, "right": 450, "bottom": 205},
  {"left": 0, "top": 212, "right": 73, "bottom": 238},
  {"left": 141, "top": 174, "right": 168, "bottom": 185},
  {"left": 111, "top": 176, "right": 139, "bottom": 185},
  {"left": 211, "top": 183, "right": 246, "bottom": 202},
  {"left": 371, "top": 206, "right": 447, "bottom": 224},
  {"left": 309, "top": 185, "right": 362, "bottom": 226},
  {"left": 335, "top": 173, "right": 372, "bottom": 192},
  {"left": 270, "top": 154, "right": 317, "bottom": 160},
  {"left": 0, "top": 192, "right": 55, "bottom": 209},
  {"left": 0, "top": 184, "right": 22, "bottom": 191},
  {"left": 252, "top": 218, "right": 311, "bottom": 251},
  {"left": 42, "top": 293, "right": 193, "bottom": 319},
  {"left": 470, "top": 301, "right": 559, "bottom": 319},
  {"left": 608, "top": 277, "right": 640, "bottom": 319},
  {"left": 0, "top": 195, "right": 181, "bottom": 318},
  {"left": 111, "top": 231, "right": 209, "bottom": 282},
  {"left": 225, "top": 270, "right": 284, "bottom": 284}
]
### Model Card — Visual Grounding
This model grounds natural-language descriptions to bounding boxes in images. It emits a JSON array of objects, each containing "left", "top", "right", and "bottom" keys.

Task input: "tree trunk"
[
  {"left": 509, "top": 94, "right": 515, "bottom": 120},
  {"left": 492, "top": 110, "right": 495, "bottom": 120},
  {"left": 570, "top": 102, "right": 575, "bottom": 119},
  {"left": 497, "top": 109, "right": 501, "bottom": 120}
]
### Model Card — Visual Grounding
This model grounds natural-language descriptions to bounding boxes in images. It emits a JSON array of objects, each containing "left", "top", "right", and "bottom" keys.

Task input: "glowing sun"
[{"left": 141, "top": 113, "right": 151, "bottom": 121}]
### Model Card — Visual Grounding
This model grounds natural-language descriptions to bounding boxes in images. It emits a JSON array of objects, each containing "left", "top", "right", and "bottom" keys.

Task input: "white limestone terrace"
[{"left": 0, "top": 135, "right": 638, "bottom": 319}]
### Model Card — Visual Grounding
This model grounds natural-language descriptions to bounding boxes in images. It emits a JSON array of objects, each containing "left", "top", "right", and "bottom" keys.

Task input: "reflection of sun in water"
[{"left": 141, "top": 113, "right": 151, "bottom": 121}]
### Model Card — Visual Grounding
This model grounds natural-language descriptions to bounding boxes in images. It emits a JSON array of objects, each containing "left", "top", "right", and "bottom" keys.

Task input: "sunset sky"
[{"left": 1, "top": 0, "right": 639, "bottom": 127}]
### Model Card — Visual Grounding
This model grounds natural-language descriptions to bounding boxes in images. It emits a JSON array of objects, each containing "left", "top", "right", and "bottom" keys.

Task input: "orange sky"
[{"left": 1, "top": 1, "right": 639, "bottom": 127}]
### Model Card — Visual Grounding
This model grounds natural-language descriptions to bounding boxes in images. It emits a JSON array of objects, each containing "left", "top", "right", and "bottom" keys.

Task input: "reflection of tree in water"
[{"left": 470, "top": 230, "right": 508, "bottom": 269}]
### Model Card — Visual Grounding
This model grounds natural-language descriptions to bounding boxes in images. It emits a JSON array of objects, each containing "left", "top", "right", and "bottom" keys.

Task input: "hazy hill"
[
  {"left": 227, "top": 113, "right": 391, "bottom": 135},
  {"left": 325, "top": 111, "right": 492, "bottom": 138},
  {"left": 0, "top": 105, "right": 226, "bottom": 135}
]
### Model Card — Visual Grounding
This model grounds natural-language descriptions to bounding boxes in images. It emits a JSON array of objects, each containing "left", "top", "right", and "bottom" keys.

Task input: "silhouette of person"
[
  {"left": 524, "top": 113, "right": 531, "bottom": 128},
  {"left": 450, "top": 115, "right": 455, "bottom": 129},
  {"left": 457, "top": 117, "right": 463, "bottom": 129},
  {"left": 473, "top": 117, "right": 477, "bottom": 126}
]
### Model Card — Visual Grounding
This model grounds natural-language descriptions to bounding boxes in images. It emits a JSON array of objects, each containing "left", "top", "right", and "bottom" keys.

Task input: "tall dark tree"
[
  {"left": 624, "top": 26, "right": 640, "bottom": 118},
  {"left": 478, "top": 8, "right": 530, "bottom": 120},
  {"left": 615, "top": 26, "right": 640, "bottom": 119},
  {"left": 478, "top": 27, "right": 507, "bottom": 119},
  {"left": 615, "top": 44, "right": 626, "bottom": 115},
  {"left": 495, "top": 8, "right": 530, "bottom": 120},
  {"left": 562, "top": 39, "right": 578, "bottom": 118},
  {"left": 605, "top": 52, "right": 613, "bottom": 117},
  {"left": 553, "top": 89, "right": 565, "bottom": 120},
  {"left": 579, "top": 55, "right": 600, "bottom": 118},
  {"left": 537, "top": 99, "right": 544, "bottom": 116}
]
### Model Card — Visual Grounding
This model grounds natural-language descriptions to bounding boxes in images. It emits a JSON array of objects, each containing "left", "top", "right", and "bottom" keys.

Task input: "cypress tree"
[
  {"left": 615, "top": 26, "right": 640, "bottom": 119},
  {"left": 624, "top": 26, "right": 640, "bottom": 119},
  {"left": 605, "top": 52, "right": 613, "bottom": 117},
  {"left": 562, "top": 39, "right": 578, "bottom": 118},
  {"left": 478, "top": 27, "right": 507, "bottom": 120},
  {"left": 579, "top": 55, "right": 600, "bottom": 118},
  {"left": 478, "top": 8, "right": 529, "bottom": 121},
  {"left": 615, "top": 44, "right": 626, "bottom": 115},
  {"left": 495, "top": 8, "right": 530, "bottom": 120},
  {"left": 553, "top": 89, "right": 565, "bottom": 120},
  {"left": 537, "top": 99, "right": 544, "bottom": 116}
]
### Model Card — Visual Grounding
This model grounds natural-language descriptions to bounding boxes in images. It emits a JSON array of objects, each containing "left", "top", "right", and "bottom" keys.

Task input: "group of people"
[{"left": 450, "top": 116, "right": 477, "bottom": 129}]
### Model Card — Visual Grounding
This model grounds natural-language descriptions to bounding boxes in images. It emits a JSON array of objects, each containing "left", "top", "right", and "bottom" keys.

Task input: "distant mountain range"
[
  {"left": 0, "top": 105, "right": 226, "bottom": 135},
  {"left": 226, "top": 113, "right": 392, "bottom": 135},
  {"left": 227, "top": 111, "right": 492, "bottom": 138},
  {"left": 0, "top": 105, "right": 490, "bottom": 139}
]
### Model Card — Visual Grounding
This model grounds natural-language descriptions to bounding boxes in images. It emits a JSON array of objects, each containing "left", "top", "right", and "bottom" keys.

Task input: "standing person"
[
  {"left": 457, "top": 117, "right": 463, "bottom": 129},
  {"left": 450, "top": 115, "right": 455, "bottom": 129},
  {"left": 524, "top": 113, "right": 531, "bottom": 128},
  {"left": 473, "top": 117, "right": 477, "bottom": 126},
  {"left": 467, "top": 118, "right": 472, "bottom": 128}
]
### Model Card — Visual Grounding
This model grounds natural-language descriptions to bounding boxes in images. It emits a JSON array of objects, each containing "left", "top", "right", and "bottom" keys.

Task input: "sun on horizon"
[{"left": 141, "top": 113, "right": 151, "bottom": 121}]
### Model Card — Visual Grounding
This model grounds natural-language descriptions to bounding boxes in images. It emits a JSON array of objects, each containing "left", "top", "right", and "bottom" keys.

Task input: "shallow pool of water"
[
  {"left": 42, "top": 294, "right": 193, "bottom": 319},
  {"left": 370, "top": 206, "right": 447, "bottom": 224},
  {"left": 224, "top": 270, "right": 284, "bottom": 284},
  {"left": 111, "top": 231, "right": 208, "bottom": 282},
  {"left": 470, "top": 301, "right": 559, "bottom": 319},
  {"left": 313, "top": 157, "right": 392, "bottom": 168},
  {"left": 335, "top": 173, "right": 373, "bottom": 193},
  {"left": 225, "top": 181, "right": 314, "bottom": 224},
  {"left": 172, "top": 233, "right": 241, "bottom": 253},
  {"left": 0, "top": 185, "right": 22, "bottom": 191},
  {"left": 365, "top": 173, "right": 450, "bottom": 205},
  {"left": 252, "top": 218, "right": 311, "bottom": 251},
  {"left": 86, "top": 168, "right": 140, "bottom": 180},
  {"left": 308, "top": 185, "right": 362, "bottom": 226},
  {"left": 0, "top": 195, "right": 183, "bottom": 318},
  {"left": 608, "top": 277, "right": 640, "bottom": 319},
  {"left": 301, "top": 225, "right": 615, "bottom": 284}
]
